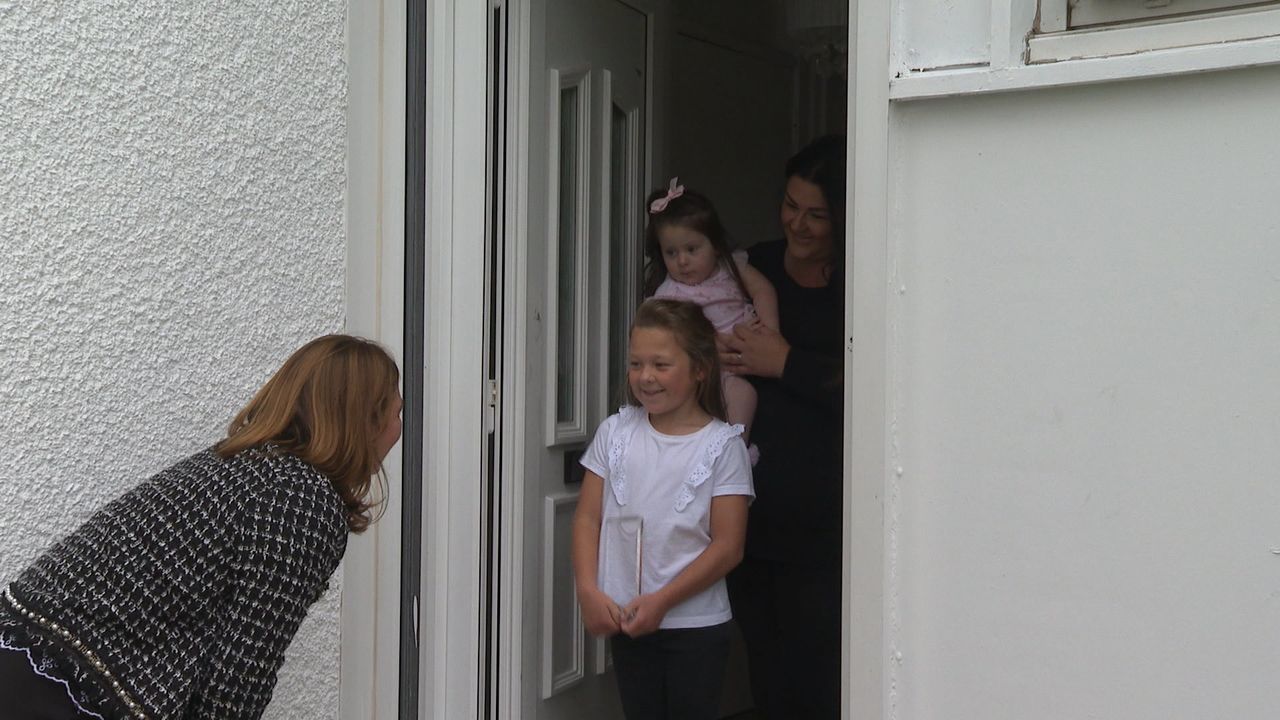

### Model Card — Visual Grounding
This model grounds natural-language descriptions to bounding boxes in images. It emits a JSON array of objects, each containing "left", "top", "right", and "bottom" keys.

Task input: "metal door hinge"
[{"left": 484, "top": 379, "right": 499, "bottom": 434}]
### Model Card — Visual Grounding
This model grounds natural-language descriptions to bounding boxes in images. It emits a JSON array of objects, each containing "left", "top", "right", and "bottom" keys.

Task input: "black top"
[
  {"left": 745, "top": 238, "right": 844, "bottom": 565},
  {"left": 0, "top": 446, "right": 348, "bottom": 719}
]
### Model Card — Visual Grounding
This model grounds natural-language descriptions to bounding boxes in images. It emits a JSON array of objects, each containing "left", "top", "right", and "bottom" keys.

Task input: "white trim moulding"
[
  {"left": 544, "top": 66, "right": 595, "bottom": 447},
  {"left": 1029, "top": 7, "right": 1280, "bottom": 63},
  {"left": 540, "top": 493, "right": 585, "bottom": 699},
  {"left": 890, "top": 34, "right": 1280, "bottom": 100}
]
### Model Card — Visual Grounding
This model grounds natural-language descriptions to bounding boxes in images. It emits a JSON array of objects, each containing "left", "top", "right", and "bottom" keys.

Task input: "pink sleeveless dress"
[{"left": 652, "top": 253, "right": 754, "bottom": 333}]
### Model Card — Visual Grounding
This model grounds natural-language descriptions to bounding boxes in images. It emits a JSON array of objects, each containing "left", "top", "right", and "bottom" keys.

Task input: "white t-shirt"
[{"left": 580, "top": 406, "right": 755, "bottom": 629}]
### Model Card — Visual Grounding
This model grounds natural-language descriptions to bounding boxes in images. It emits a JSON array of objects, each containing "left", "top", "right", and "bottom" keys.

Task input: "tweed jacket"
[{"left": 0, "top": 446, "right": 348, "bottom": 719}]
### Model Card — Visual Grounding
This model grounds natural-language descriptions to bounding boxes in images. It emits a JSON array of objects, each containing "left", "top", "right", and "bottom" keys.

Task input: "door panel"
[{"left": 522, "top": 0, "right": 648, "bottom": 717}]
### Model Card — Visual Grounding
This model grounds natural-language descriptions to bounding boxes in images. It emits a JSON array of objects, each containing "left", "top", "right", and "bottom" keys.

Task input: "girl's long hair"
[
  {"left": 624, "top": 299, "right": 726, "bottom": 421},
  {"left": 216, "top": 334, "right": 400, "bottom": 533},
  {"left": 642, "top": 186, "right": 750, "bottom": 301}
]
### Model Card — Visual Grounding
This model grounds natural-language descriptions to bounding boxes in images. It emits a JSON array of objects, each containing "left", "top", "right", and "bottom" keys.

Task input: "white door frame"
[
  {"left": 845, "top": 0, "right": 891, "bottom": 718},
  {"left": 415, "top": 0, "right": 490, "bottom": 717},
  {"left": 344, "top": 0, "right": 891, "bottom": 718},
  {"left": 493, "top": 0, "right": 532, "bottom": 714},
  {"left": 341, "top": 0, "right": 407, "bottom": 718},
  {"left": 342, "top": 0, "right": 491, "bottom": 718}
]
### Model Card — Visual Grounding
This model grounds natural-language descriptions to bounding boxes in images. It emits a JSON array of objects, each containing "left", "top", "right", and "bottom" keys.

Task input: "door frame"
[
  {"left": 341, "top": 0, "right": 407, "bottom": 718},
  {"left": 343, "top": 0, "right": 491, "bottom": 718},
  {"left": 492, "top": 0, "right": 663, "bottom": 716},
  {"left": 845, "top": 0, "right": 891, "bottom": 718},
  {"left": 343, "top": 0, "right": 887, "bottom": 718},
  {"left": 412, "top": 0, "right": 491, "bottom": 717}
]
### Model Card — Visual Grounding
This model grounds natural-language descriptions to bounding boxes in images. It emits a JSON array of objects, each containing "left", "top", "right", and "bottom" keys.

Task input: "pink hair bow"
[{"left": 648, "top": 177, "right": 685, "bottom": 214}]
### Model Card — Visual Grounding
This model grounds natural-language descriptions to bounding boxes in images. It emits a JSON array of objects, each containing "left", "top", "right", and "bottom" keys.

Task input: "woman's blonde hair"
[
  {"left": 216, "top": 334, "right": 400, "bottom": 532},
  {"left": 624, "top": 299, "right": 727, "bottom": 421}
]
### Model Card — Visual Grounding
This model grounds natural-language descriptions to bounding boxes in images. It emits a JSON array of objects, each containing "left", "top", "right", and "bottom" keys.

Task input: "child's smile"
[{"left": 628, "top": 326, "right": 706, "bottom": 431}]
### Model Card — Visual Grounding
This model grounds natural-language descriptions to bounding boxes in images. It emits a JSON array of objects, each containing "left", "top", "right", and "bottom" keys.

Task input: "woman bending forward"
[{"left": 0, "top": 334, "right": 402, "bottom": 719}]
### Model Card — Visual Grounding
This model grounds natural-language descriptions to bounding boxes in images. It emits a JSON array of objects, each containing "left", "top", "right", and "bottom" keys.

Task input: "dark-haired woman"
[
  {"left": 0, "top": 334, "right": 401, "bottom": 719},
  {"left": 720, "top": 135, "right": 846, "bottom": 718}
]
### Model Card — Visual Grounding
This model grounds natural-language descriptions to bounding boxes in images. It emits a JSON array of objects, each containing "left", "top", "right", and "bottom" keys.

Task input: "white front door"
[{"left": 513, "top": 0, "right": 649, "bottom": 717}]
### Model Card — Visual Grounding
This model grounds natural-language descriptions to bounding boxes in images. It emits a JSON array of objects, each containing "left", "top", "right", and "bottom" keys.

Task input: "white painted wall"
[
  {"left": 885, "top": 65, "right": 1280, "bottom": 718},
  {"left": 895, "top": 0, "right": 990, "bottom": 72},
  {"left": 0, "top": 2, "right": 348, "bottom": 718}
]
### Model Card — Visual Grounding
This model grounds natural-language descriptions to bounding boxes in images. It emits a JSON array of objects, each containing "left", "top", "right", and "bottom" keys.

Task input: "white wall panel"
[
  {"left": 895, "top": 0, "right": 991, "bottom": 72},
  {"left": 888, "top": 65, "right": 1280, "bottom": 719}
]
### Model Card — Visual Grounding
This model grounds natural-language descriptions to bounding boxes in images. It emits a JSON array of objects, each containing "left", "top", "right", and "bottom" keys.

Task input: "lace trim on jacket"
[{"left": 0, "top": 594, "right": 127, "bottom": 718}]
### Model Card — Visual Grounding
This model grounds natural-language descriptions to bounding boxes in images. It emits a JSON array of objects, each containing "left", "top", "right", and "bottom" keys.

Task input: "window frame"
[
  {"left": 889, "top": 0, "right": 1280, "bottom": 100},
  {"left": 545, "top": 66, "right": 594, "bottom": 447},
  {"left": 1040, "top": 0, "right": 1280, "bottom": 32},
  {"left": 1032, "top": 2, "right": 1280, "bottom": 63}
]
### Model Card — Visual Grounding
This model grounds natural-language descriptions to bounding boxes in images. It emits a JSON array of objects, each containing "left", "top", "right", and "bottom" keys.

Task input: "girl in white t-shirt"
[{"left": 572, "top": 298, "right": 755, "bottom": 719}]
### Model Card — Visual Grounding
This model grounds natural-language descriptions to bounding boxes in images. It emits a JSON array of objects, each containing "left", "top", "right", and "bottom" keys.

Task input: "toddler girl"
[
  {"left": 573, "top": 298, "right": 754, "bottom": 719},
  {"left": 644, "top": 178, "right": 777, "bottom": 441}
]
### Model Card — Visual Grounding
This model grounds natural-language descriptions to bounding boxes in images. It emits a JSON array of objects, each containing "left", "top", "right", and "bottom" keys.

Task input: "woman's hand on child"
[
  {"left": 719, "top": 320, "right": 789, "bottom": 379},
  {"left": 580, "top": 588, "right": 623, "bottom": 637},
  {"left": 619, "top": 593, "right": 669, "bottom": 638}
]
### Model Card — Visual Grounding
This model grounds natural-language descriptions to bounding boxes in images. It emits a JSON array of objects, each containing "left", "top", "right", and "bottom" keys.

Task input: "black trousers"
[
  {"left": 610, "top": 622, "right": 732, "bottom": 720},
  {"left": 0, "top": 645, "right": 97, "bottom": 719},
  {"left": 728, "top": 557, "right": 842, "bottom": 719}
]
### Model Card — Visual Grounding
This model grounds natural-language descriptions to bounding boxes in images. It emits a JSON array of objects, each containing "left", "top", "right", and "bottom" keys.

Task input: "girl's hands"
[
  {"left": 718, "top": 320, "right": 790, "bottom": 379},
  {"left": 619, "top": 593, "right": 670, "bottom": 638},
  {"left": 580, "top": 587, "right": 624, "bottom": 638},
  {"left": 583, "top": 587, "right": 666, "bottom": 638}
]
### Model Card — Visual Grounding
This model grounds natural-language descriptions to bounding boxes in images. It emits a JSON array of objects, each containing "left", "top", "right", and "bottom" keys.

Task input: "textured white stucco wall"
[
  {"left": 888, "top": 65, "right": 1280, "bottom": 719},
  {"left": 0, "top": 2, "right": 348, "bottom": 717}
]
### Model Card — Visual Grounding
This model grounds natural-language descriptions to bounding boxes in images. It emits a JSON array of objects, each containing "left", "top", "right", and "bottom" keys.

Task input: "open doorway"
[
  {"left": 495, "top": 1, "right": 849, "bottom": 718},
  {"left": 657, "top": 6, "right": 849, "bottom": 718},
  {"left": 660, "top": 2, "right": 847, "bottom": 259}
]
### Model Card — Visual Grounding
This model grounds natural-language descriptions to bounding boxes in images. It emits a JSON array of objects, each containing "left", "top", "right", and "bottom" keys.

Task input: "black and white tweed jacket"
[{"left": 0, "top": 446, "right": 348, "bottom": 719}]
